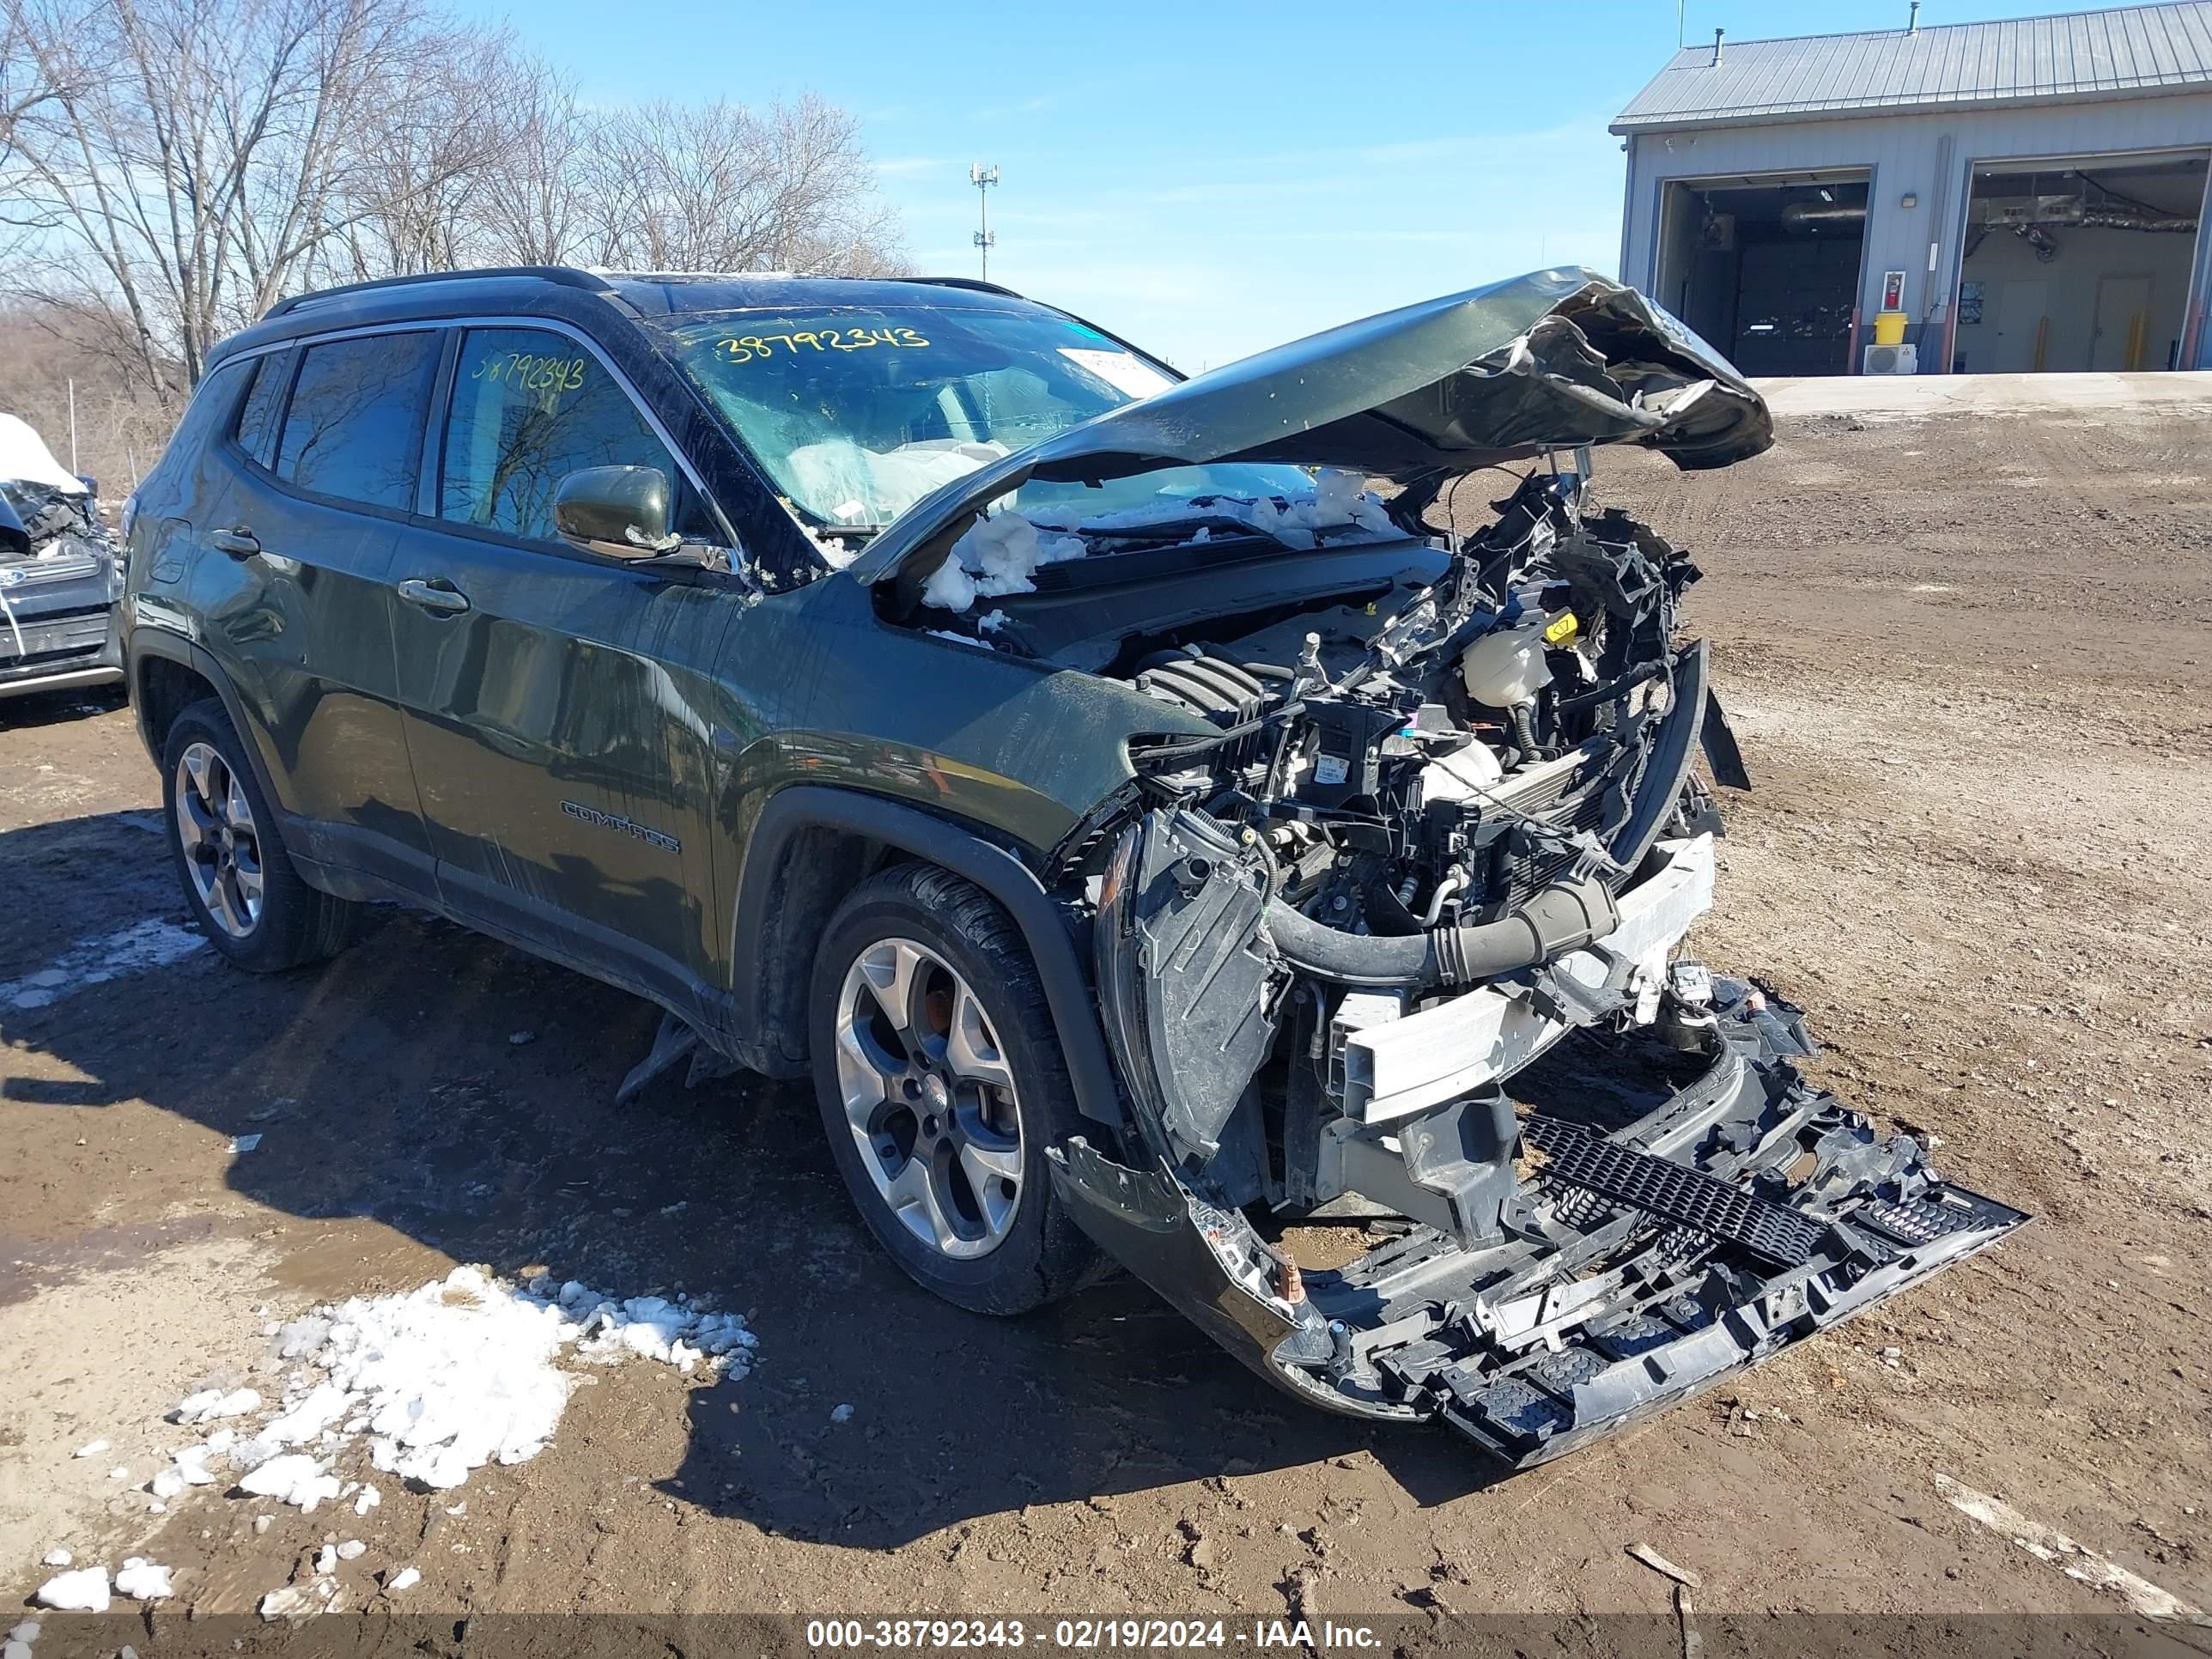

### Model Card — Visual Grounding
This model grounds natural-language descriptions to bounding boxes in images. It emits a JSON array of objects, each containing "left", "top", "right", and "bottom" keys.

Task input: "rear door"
[
  {"left": 386, "top": 323, "right": 738, "bottom": 1011},
  {"left": 186, "top": 329, "right": 441, "bottom": 892}
]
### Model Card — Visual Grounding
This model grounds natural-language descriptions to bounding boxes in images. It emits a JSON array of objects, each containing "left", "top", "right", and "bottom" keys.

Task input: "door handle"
[
  {"left": 210, "top": 527, "right": 260, "bottom": 558},
  {"left": 397, "top": 578, "right": 471, "bottom": 615}
]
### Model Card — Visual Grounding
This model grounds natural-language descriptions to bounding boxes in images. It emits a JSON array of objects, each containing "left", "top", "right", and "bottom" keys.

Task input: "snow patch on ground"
[
  {"left": 112, "top": 1559, "right": 173, "bottom": 1601},
  {"left": 115, "top": 1266, "right": 757, "bottom": 1528},
  {"left": 2, "top": 921, "right": 208, "bottom": 1011},
  {"left": 32, "top": 1565, "right": 107, "bottom": 1611}
]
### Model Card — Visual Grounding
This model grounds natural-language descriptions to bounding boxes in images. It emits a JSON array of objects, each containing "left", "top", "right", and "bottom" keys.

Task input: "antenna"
[
  {"left": 969, "top": 162, "right": 1000, "bottom": 281},
  {"left": 1908, "top": 1, "right": 1921, "bottom": 31}
]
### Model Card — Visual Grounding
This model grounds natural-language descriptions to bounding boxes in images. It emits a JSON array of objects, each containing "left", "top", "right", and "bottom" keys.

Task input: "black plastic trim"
[
  {"left": 1609, "top": 638, "right": 1711, "bottom": 872},
  {"left": 732, "top": 785, "right": 1124, "bottom": 1129},
  {"left": 125, "top": 630, "right": 285, "bottom": 811}
]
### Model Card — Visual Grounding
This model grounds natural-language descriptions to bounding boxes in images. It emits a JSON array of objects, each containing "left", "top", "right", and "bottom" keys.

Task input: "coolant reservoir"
[
  {"left": 1420, "top": 740, "right": 1506, "bottom": 806},
  {"left": 1460, "top": 622, "right": 1553, "bottom": 708}
]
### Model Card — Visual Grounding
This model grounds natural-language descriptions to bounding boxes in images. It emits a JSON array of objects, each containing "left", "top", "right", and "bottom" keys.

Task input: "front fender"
[{"left": 726, "top": 784, "right": 1125, "bottom": 1129}]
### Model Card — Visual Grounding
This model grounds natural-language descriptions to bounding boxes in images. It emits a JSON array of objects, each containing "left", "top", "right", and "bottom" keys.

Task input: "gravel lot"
[{"left": 4, "top": 386, "right": 2209, "bottom": 1633}]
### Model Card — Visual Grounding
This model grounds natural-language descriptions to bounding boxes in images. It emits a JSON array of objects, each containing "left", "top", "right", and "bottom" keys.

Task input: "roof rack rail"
[
  {"left": 589, "top": 269, "right": 795, "bottom": 282},
  {"left": 902, "top": 276, "right": 1024, "bottom": 298},
  {"left": 263, "top": 265, "right": 618, "bottom": 320}
]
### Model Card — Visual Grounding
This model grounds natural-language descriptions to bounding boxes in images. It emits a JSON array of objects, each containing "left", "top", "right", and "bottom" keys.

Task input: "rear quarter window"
[
  {"left": 234, "top": 353, "right": 289, "bottom": 465},
  {"left": 159, "top": 356, "right": 258, "bottom": 467},
  {"left": 275, "top": 331, "right": 441, "bottom": 511}
]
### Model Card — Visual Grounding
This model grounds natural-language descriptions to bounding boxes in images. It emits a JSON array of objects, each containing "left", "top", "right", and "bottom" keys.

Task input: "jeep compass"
[{"left": 120, "top": 266, "right": 2022, "bottom": 1465}]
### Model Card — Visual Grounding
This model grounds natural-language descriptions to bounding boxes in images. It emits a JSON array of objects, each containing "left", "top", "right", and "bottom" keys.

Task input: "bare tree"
[
  {"left": 576, "top": 94, "right": 906, "bottom": 276},
  {"left": 465, "top": 60, "right": 595, "bottom": 268},
  {"left": 2, "top": 0, "right": 906, "bottom": 426},
  {"left": 315, "top": 23, "right": 538, "bottom": 283},
  {"left": 8, "top": 0, "right": 392, "bottom": 398}
]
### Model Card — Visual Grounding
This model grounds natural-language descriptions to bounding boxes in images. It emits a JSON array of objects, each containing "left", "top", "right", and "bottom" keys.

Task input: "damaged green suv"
[{"left": 122, "top": 266, "right": 2022, "bottom": 1466}]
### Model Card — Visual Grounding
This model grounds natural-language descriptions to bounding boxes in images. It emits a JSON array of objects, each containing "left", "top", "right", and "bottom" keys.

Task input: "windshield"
[{"left": 663, "top": 304, "right": 1319, "bottom": 534}]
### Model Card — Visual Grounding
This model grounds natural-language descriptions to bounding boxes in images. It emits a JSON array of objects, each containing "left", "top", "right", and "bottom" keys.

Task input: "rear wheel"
[
  {"left": 161, "top": 698, "right": 359, "bottom": 971},
  {"left": 808, "top": 864, "right": 1098, "bottom": 1315}
]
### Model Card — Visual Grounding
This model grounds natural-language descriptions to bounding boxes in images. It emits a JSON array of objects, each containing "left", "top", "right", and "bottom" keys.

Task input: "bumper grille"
[{"left": 1525, "top": 1115, "right": 1828, "bottom": 1269}]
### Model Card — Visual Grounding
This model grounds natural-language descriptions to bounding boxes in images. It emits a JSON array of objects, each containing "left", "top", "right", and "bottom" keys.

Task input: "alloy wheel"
[
  {"left": 833, "top": 937, "right": 1024, "bottom": 1260},
  {"left": 174, "top": 740, "right": 264, "bottom": 939}
]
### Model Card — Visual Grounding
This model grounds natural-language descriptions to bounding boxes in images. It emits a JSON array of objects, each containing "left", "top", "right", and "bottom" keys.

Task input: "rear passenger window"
[
  {"left": 234, "top": 354, "right": 288, "bottom": 463},
  {"left": 275, "top": 332, "right": 440, "bottom": 511},
  {"left": 441, "top": 327, "right": 682, "bottom": 544}
]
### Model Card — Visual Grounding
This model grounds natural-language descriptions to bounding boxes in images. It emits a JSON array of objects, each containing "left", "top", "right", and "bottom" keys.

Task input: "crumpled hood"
[{"left": 848, "top": 268, "right": 1771, "bottom": 586}]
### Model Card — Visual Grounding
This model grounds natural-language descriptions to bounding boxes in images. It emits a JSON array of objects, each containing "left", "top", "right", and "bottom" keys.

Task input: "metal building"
[{"left": 1613, "top": 3, "right": 2212, "bottom": 374}]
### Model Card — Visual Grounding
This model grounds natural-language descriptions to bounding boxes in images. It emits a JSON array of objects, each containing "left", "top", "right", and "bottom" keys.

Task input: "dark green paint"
[{"left": 125, "top": 466, "right": 1204, "bottom": 1008}]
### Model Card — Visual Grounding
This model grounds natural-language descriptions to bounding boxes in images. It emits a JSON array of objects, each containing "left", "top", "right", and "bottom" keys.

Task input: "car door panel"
[
  {"left": 188, "top": 332, "right": 439, "bottom": 891},
  {"left": 389, "top": 324, "right": 737, "bottom": 1006}
]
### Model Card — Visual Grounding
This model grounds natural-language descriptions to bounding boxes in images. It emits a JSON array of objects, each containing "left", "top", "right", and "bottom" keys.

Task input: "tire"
[
  {"left": 161, "top": 697, "right": 359, "bottom": 972},
  {"left": 808, "top": 863, "right": 1100, "bottom": 1315}
]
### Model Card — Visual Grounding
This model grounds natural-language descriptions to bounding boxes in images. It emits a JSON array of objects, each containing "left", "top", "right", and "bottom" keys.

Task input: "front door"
[
  {"left": 2092, "top": 275, "right": 2154, "bottom": 372},
  {"left": 387, "top": 325, "right": 738, "bottom": 1010}
]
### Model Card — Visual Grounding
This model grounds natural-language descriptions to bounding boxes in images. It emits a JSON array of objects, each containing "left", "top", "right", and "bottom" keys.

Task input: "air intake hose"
[{"left": 1262, "top": 872, "right": 1618, "bottom": 990}]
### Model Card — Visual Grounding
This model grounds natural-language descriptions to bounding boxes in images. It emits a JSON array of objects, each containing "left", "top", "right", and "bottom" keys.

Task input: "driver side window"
[{"left": 440, "top": 327, "right": 687, "bottom": 544}]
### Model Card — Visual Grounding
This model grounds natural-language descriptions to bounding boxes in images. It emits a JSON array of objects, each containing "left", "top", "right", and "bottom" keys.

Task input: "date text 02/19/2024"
[{"left": 803, "top": 1619, "right": 1385, "bottom": 1651}]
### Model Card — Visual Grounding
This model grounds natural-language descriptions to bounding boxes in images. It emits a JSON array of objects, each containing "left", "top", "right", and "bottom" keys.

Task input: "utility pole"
[
  {"left": 68, "top": 378, "right": 78, "bottom": 475},
  {"left": 970, "top": 162, "right": 1000, "bottom": 281}
]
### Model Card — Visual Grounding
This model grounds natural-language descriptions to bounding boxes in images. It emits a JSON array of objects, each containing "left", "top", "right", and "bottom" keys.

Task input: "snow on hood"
[
  {"left": 921, "top": 507, "right": 1085, "bottom": 612},
  {"left": 919, "top": 468, "right": 1402, "bottom": 614},
  {"left": 1029, "top": 467, "right": 1399, "bottom": 549},
  {"left": 0, "top": 414, "right": 88, "bottom": 494},
  {"left": 847, "top": 269, "right": 1771, "bottom": 590}
]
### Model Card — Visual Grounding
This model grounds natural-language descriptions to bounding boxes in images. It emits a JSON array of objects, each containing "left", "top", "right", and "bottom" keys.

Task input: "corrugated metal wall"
[{"left": 1619, "top": 91, "right": 2212, "bottom": 369}]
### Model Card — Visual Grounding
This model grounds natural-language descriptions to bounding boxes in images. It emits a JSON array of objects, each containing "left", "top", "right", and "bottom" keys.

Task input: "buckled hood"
[{"left": 847, "top": 268, "right": 1771, "bottom": 585}]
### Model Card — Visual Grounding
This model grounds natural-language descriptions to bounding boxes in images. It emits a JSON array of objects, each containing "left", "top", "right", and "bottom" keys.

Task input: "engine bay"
[{"left": 1106, "top": 470, "right": 1705, "bottom": 950}]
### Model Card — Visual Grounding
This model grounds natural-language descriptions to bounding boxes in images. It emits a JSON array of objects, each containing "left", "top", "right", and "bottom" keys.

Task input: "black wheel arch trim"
[
  {"left": 733, "top": 784, "right": 1125, "bottom": 1130},
  {"left": 126, "top": 630, "right": 288, "bottom": 816}
]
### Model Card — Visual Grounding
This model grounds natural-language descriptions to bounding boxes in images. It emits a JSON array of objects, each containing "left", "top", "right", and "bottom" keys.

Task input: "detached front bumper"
[{"left": 1060, "top": 942, "right": 2026, "bottom": 1468}]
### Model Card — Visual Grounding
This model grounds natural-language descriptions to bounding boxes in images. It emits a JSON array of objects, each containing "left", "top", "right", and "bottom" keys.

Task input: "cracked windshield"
[{"left": 665, "top": 306, "right": 1312, "bottom": 535}]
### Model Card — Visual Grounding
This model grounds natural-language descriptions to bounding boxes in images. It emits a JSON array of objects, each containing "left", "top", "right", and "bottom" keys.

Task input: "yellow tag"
[{"left": 1544, "top": 611, "right": 1580, "bottom": 646}]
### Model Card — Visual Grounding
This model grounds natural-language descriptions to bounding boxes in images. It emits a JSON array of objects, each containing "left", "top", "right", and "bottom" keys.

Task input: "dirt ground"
[{"left": 4, "top": 392, "right": 2209, "bottom": 1632}]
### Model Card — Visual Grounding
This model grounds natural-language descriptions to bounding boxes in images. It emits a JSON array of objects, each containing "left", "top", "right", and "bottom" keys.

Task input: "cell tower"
[{"left": 970, "top": 163, "right": 1000, "bottom": 280}]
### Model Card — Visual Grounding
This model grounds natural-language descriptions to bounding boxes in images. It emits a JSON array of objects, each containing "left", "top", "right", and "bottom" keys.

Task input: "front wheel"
[{"left": 808, "top": 864, "right": 1099, "bottom": 1315}]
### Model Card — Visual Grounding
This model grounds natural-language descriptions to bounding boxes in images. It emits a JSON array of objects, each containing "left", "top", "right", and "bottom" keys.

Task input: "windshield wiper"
[{"left": 1076, "top": 512, "right": 1278, "bottom": 550}]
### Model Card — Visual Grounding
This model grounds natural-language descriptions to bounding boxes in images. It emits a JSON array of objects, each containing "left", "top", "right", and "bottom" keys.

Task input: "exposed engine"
[{"left": 1102, "top": 469, "right": 1715, "bottom": 1018}]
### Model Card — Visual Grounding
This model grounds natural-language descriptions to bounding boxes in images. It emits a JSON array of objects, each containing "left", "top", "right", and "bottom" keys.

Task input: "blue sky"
[{"left": 453, "top": 0, "right": 2080, "bottom": 369}]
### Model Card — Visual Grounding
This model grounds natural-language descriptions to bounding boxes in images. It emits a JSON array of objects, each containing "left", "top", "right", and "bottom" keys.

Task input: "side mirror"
[{"left": 554, "top": 465, "right": 680, "bottom": 561}]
